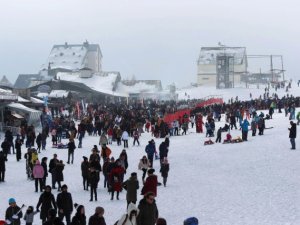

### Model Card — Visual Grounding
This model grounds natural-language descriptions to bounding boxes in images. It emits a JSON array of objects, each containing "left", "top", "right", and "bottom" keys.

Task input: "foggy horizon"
[{"left": 0, "top": 0, "right": 299, "bottom": 87}]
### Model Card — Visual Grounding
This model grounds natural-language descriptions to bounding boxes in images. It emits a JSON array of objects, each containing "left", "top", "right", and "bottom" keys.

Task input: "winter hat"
[
  {"left": 183, "top": 217, "right": 198, "bottom": 225},
  {"left": 8, "top": 198, "right": 16, "bottom": 204},
  {"left": 156, "top": 218, "right": 167, "bottom": 225}
]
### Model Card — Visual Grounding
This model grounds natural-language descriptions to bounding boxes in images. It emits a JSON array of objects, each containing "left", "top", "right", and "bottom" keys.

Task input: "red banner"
[{"left": 163, "top": 98, "right": 223, "bottom": 124}]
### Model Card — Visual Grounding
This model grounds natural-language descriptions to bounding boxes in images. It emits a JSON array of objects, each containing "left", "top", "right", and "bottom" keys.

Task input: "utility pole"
[
  {"left": 281, "top": 55, "right": 285, "bottom": 81},
  {"left": 270, "top": 55, "right": 274, "bottom": 82}
]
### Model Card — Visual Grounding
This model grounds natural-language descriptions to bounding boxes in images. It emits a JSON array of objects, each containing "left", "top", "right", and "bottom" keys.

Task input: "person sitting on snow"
[{"left": 223, "top": 133, "right": 232, "bottom": 143}]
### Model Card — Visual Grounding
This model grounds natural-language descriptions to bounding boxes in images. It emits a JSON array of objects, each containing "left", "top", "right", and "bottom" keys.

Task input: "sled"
[
  {"left": 204, "top": 140, "right": 214, "bottom": 145},
  {"left": 223, "top": 140, "right": 232, "bottom": 144},
  {"left": 53, "top": 143, "right": 68, "bottom": 149},
  {"left": 231, "top": 139, "right": 243, "bottom": 143}
]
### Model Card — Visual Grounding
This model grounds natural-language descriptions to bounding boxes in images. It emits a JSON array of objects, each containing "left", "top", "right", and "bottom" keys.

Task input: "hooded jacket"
[{"left": 117, "top": 203, "right": 139, "bottom": 225}]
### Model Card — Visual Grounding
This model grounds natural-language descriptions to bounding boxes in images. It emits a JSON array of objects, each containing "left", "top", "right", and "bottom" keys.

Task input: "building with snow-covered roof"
[
  {"left": 197, "top": 47, "right": 248, "bottom": 87},
  {"left": 0, "top": 75, "right": 13, "bottom": 88},
  {"left": 40, "top": 41, "right": 102, "bottom": 78},
  {"left": 14, "top": 74, "right": 50, "bottom": 89}
]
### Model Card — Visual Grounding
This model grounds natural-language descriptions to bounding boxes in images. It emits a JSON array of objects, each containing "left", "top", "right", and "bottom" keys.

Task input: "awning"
[{"left": 11, "top": 113, "right": 24, "bottom": 119}]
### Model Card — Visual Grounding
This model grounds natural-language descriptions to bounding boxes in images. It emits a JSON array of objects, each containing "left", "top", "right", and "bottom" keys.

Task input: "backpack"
[{"left": 113, "top": 214, "right": 128, "bottom": 225}]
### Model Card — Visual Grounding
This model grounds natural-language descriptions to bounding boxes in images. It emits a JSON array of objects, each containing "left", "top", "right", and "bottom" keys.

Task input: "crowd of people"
[{"left": 1, "top": 90, "right": 299, "bottom": 225}]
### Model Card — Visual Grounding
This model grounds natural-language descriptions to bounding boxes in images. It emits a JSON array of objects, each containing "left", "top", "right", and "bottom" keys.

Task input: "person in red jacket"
[
  {"left": 109, "top": 159, "right": 125, "bottom": 200},
  {"left": 107, "top": 127, "right": 113, "bottom": 145},
  {"left": 141, "top": 168, "right": 158, "bottom": 197}
]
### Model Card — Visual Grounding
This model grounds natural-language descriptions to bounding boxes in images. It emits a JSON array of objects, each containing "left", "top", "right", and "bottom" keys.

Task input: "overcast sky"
[{"left": 0, "top": 0, "right": 299, "bottom": 87}]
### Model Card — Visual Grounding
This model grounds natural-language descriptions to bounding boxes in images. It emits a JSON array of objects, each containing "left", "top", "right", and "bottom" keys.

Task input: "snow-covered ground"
[
  {"left": 178, "top": 82, "right": 300, "bottom": 102},
  {"left": 1, "top": 109, "right": 300, "bottom": 225}
]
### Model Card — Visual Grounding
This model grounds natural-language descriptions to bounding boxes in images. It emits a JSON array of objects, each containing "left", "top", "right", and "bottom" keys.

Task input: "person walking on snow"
[{"left": 289, "top": 121, "right": 297, "bottom": 150}]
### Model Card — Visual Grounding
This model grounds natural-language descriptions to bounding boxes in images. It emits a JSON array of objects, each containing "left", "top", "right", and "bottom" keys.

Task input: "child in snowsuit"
[{"left": 23, "top": 206, "right": 38, "bottom": 225}]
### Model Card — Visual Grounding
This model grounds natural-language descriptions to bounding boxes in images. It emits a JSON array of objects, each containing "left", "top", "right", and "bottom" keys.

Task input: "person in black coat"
[
  {"left": 67, "top": 139, "right": 76, "bottom": 164},
  {"left": 215, "top": 127, "right": 222, "bottom": 143},
  {"left": 5, "top": 129, "right": 14, "bottom": 154},
  {"left": 81, "top": 157, "right": 90, "bottom": 191},
  {"left": 36, "top": 133, "right": 42, "bottom": 153},
  {"left": 136, "top": 192, "right": 158, "bottom": 225},
  {"left": 88, "top": 207, "right": 106, "bottom": 225},
  {"left": 15, "top": 136, "right": 23, "bottom": 161},
  {"left": 123, "top": 172, "right": 139, "bottom": 206},
  {"left": 5, "top": 198, "right": 23, "bottom": 225},
  {"left": 289, "top": 121, "right": 297, "bottom": 149},
  {"left": 0, "top": 151, "right": 7, "bottom": 182},
  {"left": 36, "top": 185, "right": 57, "bottom": 223},
  {"left": 160, "top": 158, "right": 170, "bottom": 187},
  {"left": 159, "top": 142, "right": 168, "bottom": 166},
  {"left": 55, "top": 160, "right": 65, "bottom": 191},
  {"left": 89, "top": 167, "right": 99, "bottom": 201},
  {"left": 49, "top": 154, "right": 59, "bottom": 189},
  {"left": 41, "top": 157, "right": 48, "bottom": 188},
  {"left": 44, "top": 208, "right": 64, "bottom": 225},
  {"left": 71, "top": 204, "right": 86, "bottom": 225},
  {"left": 1, "top": 139, "right": 11, "bottom": 155},
  {"left": 57, "top": 184, "right": 73, "bottom": 225}
]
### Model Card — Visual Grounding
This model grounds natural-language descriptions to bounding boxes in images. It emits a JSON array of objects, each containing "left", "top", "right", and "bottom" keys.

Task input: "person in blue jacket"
[
  {"left": 145, "top": 140, "right": 156, "bottom": 168},
  {"left": 241, "top": 119, "right": 250, "bottom": 141}
]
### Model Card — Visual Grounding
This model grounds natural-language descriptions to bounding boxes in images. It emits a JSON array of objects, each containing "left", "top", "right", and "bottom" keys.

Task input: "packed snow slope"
[
  {"left": 1, "top": 112, "right": 300, "bottom": 225},
  {"left": 178, "top": 82, "right": 300, "bottom": 102}
]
